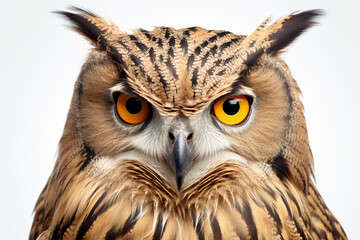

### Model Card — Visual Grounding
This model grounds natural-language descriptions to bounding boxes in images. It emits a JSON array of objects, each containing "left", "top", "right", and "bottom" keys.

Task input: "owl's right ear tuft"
[{"left": 55, "top": 7, "right": 112, "bottom": 50}]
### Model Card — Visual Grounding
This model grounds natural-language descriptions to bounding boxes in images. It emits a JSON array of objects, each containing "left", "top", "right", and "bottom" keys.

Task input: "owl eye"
[
  {"left": 213, "top": 95, "right": 251, "bottom": 125},
  {"left": 115, "top": 93, "right": 150, "bottom": 124}
]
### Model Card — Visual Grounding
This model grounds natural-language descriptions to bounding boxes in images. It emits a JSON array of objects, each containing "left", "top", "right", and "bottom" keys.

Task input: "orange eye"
[
  {"left": 116, "top": 93, "right": 150, "bottom": 124},
  {"left": 213, "top": 95, "right": 250, "bottom": 125}
]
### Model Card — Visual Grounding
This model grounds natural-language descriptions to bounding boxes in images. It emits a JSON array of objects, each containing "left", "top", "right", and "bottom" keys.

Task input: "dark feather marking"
[
  {"left": 183, "top": 30, "right": 190, "bottom": 36},
  {"left": 75, "top": 192, "right": 110, "bottom": 240},
  {"left": 168, "top": 48, "right": 175, "bottom": 58},
  {"left": 216, "top": 69, "right": 226, "bottom": 76},
  {"left": 130, "top": 54, "right": 142, "bottom": 66},
  {"left": 263, "top": 201, "right": 282, "bottom": 228},
  {"left": 154, "top": 64, "right": 168, "bottom": 97},
  {"left": 231, "top": 37, "right": 241, "bottom": 43},
  {"left": 209, "top": 31, "right": 231, "bottom": 43},
  {"left": 58, "top": 205, "right": 79, "bottom": 239},
  {"left": 78, "top": 143, "right": 96, "bottom": 171},
  {"left": 164, "top": 29, "right": 170, "bottom": 39},
  {"left": 294, "top": 219, "right": 307, "bottom": 240},
  {"left": 271, "top": 154, "right": 291, "bottom": 180},
  {"left": 262, "top": 199, "right": 283, "bottom": 239},
  {"left": 166, "top": 58, "right": 178, "bottom": 80},
  {"left": 180, "top": 38, "right": 188, "bottom": 54},
  {"left": 138, "top": 65, "right": 146, "bottom": 76},
  {"left": 195, "top": 46, "right": 201, "bottom": 55},
  {"left": 244, "top": 49, "right": 264, "bottom": 67},
  {"left": 149, "top": 47, "right": 156, "bottom": 63},
  {"left": 211, "top": 217, "right": 222, "bottom": 240},
  {"left": 280, "top": 194, "right": 292, "bottom": 216},
  {"left": 194, "top": 219, "right": 205, "bottom": 240},
  {"left": 110, "top": 51, "right": 124, "bottom": 65},
  {"left": 191, "top": 67, "right": 199, "bottom": 86},
  {"left": 51, "top": 213, "right": 64, "bottom": 239},
  {"left": 217, "top": 31, "right": 231, "bottom": 38},
  {"left": 135, "top": 41, "right": 148, "bottom": 52},
  {"left": 77, "top": 81, "right": 83, "bottom": 98},
  {"left": 187, "top": 54, "right": 195, "bottom": 70},
  {"left": 210, "top": 45, "right": 218, "bottom": 56},
  {"left": 206, "top": 67, "right": 214, "bottom": 76},
  {"left": 201, "top": 52, "right": 210, "bottom": 67},
  {"left": 209, "top": 35, "right": 218, "bottom": 43},
  {"left": 220, "top": 39, "right": 238, "bottom": 53},
  {"left": 236, "top": 200, "right": 258, "bottom": 240},
  {"left": 141, "top": 29, "right": 152, "bottom": 40},
  {"left": 267, "top": 10, "right": 323, "bottom": 54},
  {"left": 153, "top": 215, "right": 165, "bottom": 240},
  {"left": 248, "top": 40, "right": 256, "bottom": 48},
  {"left": 223, "top": 56, "right": 234, "bottom": 65},
  {"left": 130, "top": 35, "right": 138, "bottom": 41},
  {"left": 105, "top": 208, "right": 140, "bottom": 240},
  {"left": 157, "top": 38, "right": 163, "bottom": 48},
  {"left": 147, "top": 75, "right": 153, "bottom": 84},
  {"left": 230, "top": 76, "right": 246, "bottom": 94},
  {"left": 188, "top": 27, "right": 198, "bottom": 32},
  {"left": 169, "top": 36, "right": 175, "bottom": 47},
  {"left": 51, "top": 215, "right": 64, "bottom": 240},
  {"left": 214, "top": 59, "right": 222, "bottom": 66},
  {"left": 200, "top": 41, "right": 209, "bottom": 48},
  {"left": 286, "top": 190, "right": 302, "bottom": 215},
  {"left": 219, "top": 40, "right": 234, "bottom": 53},
  {"left": 118, "top": 40, "right": 130, "bottom": 51}
]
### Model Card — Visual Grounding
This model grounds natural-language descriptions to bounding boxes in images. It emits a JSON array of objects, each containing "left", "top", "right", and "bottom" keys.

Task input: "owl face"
[{"left": 63, "top": 10, "right": 319, "bottom": 190}]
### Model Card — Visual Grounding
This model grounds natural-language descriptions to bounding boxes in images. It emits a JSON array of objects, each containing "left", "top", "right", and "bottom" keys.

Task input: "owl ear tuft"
[
  {"left": 55, "top": 7, "right": 113, "bottom": 50},
  {"left": 266, "top": 10, "right": 323, "bottom": 54},
  {"left": 243, "top": 10, "right": 323, "bottom": 66}
]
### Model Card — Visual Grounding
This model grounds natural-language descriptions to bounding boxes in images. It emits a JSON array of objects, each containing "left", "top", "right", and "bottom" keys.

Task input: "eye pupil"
[
  {"left": 223, "top": 98, "right": 240, "bottom": 115},
  {"left": 126, "top": 97, "right": 142, "bottom": 114}
]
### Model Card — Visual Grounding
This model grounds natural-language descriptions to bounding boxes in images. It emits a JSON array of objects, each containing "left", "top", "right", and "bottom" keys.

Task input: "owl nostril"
[
  {"left": 168, "top": 131, "right": 175, "bottom": 143},
  {"left": 187, "top": 133, "right": 193, "bottom": 142},
  {"left": 168, "top": 131, "right": 193, "bottom": 144}
]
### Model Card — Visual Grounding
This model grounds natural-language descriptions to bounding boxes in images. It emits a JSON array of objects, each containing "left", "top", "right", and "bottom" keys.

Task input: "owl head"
[{"left": 58, "top": 8, "right": 321, "bottom": 191}]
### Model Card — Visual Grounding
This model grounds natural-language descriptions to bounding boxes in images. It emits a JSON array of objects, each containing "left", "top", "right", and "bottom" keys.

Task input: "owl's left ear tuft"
[{"left": 242, "top": 10, "right": 323, "bottom": 66}]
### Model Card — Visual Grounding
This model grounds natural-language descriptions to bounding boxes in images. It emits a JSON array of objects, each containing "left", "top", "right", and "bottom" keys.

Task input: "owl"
[{"left": 30, "top": 8, "right": 347, "bottom": 240}]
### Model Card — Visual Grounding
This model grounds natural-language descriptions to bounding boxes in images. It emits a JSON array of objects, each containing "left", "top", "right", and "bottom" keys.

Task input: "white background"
[{"left": 0, "top": 0, "right": 359, "bottom": 239}]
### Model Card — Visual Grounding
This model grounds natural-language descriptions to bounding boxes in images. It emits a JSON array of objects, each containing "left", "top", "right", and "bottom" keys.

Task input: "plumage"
[{"left": 30, "top": 8, "right": 346, "bottom": 240}]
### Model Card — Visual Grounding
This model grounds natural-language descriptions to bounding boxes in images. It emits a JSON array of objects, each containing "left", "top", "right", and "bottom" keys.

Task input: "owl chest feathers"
[{"left": 38, "top": 153, "right": 312, "bottom": 240}]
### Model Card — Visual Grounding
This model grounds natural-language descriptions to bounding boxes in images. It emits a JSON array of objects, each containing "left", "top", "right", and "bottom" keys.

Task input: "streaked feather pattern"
[{"left": 30, "top": 8, "right": 346, "bottom": 240}]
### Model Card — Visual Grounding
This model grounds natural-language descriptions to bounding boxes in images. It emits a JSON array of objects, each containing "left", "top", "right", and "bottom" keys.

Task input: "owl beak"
[
  {"left": 172, "top": 132, "right": 191, "bottom": 190},
  {"left": 169, "top": 117, "right": 193, "bottom": 191}
]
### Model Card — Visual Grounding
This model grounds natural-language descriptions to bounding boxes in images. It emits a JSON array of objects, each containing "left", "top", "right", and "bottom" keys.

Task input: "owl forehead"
[{"left": 113, "top": 27, "right": 248, "bottom": 116}]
